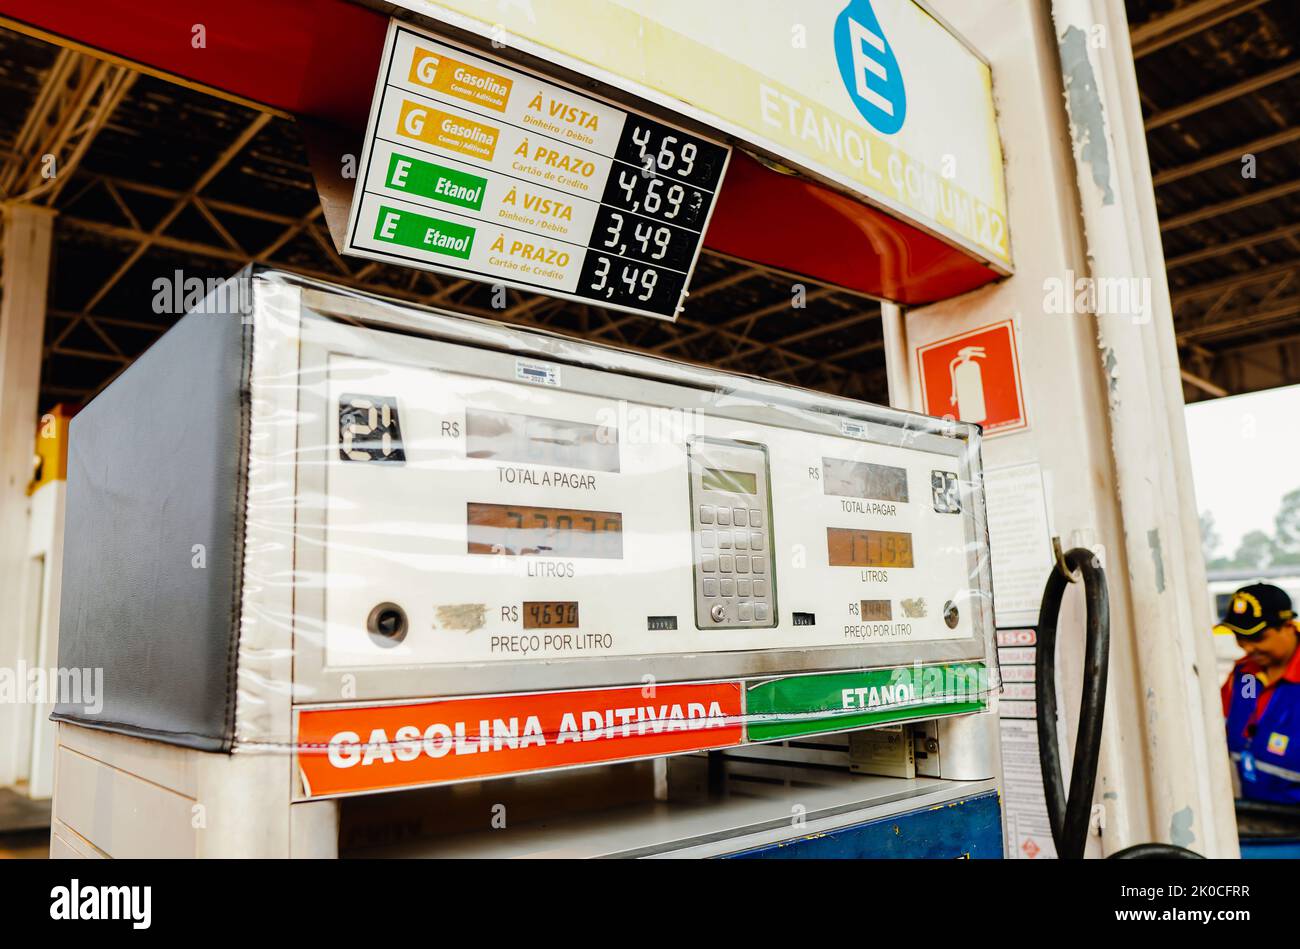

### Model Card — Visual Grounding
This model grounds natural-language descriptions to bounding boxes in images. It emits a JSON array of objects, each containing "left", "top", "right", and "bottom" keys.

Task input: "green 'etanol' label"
[
  {"left": 373, "top": 205, "right": 475, "bottom": 260},
  {"left": 384, "top": 152, "right": 487, "bottom": 211},
  {"left": 745, "top": 662, "right": 988, "bottom": 742}
]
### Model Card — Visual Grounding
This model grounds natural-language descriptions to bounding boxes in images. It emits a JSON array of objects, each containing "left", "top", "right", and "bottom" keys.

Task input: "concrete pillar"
[
  {"left": 880, "top": 302, "right": 913, "bottom": 411},
  {"left": 0, "top": 202, "right": 54, "bottom": 787},
  {"left": 910, "top": 0, "right": 1237, "bottom": 855},
  {"left": 1050, "top": 0, "right": 1237, "bottom": 858}
]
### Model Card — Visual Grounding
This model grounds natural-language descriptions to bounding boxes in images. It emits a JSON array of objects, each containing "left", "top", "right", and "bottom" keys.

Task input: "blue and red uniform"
[{"left": 1222, "top": 646, "right": 1300, "bottom": 805}]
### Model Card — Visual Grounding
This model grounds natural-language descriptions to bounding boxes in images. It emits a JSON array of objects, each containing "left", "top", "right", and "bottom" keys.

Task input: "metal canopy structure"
[
  {"left": 0, "top": 24, "right": 888, "bottom": 413},
  {"left": 4, "top": 2, "right": 1297, "bottom": 413},
  {"left": 1128, "top": 0, "right": 1300, "bottom": 402}
]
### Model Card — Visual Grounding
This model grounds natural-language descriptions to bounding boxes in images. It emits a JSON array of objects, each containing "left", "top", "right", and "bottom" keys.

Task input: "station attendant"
[{"left": 1219, "top": 583, "right": 1300, "bottom": 805}]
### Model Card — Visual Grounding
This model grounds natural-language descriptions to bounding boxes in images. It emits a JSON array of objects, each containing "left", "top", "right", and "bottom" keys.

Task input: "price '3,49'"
[{"left": 589, "top": 255, "right": 660, "bottom": 302}]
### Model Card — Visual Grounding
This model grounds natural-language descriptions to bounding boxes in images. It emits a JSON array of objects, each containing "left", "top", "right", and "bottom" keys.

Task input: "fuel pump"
[{"left": 47, "top": 269, "right": 1006, "bottom": 859}]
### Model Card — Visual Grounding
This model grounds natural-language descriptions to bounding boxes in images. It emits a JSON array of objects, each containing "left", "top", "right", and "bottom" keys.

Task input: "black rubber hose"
[
  {"left": 1109, "top": 843, "right": 1205, "bottom": 859},
  {"left": 1035, "top": 547, "right": 1110, "bottom": 859},
  {"left": 1035, "top": 547, "right": 1204, "bottom": 859}
]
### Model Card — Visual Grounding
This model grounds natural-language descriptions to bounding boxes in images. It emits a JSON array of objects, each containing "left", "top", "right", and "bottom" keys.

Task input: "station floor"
[
  {"left": 0, "top": 831, "right": 48, "bottom": 859},
  {"left": 0, "top": 789, "right": 50, "bottom": 858}
]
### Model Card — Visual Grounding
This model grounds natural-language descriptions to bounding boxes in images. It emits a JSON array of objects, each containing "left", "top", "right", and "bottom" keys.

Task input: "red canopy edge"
[{"left": 0, "top": 0, "right": 1002, "bottom": 304}]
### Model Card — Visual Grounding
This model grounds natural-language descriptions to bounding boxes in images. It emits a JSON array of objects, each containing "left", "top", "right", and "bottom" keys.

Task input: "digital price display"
[
  {"left": 597, "top": 166, "right": 714, "bottom": 231},
  {"left": 344, "top": 24, "right": 730, "bottom": 321},
  {"left": 823, "top": 457, "right": 909, "bottom": 503},
  {"left": 467, "top": 502, "right": 623, "bottom": 559},
  {"left": 522, "top": 601, "right": 580, "bottom": 629},
  {"left": 338, "top": 394, "right": 405, "bottom": 463},
  {"left": 860, "top": 600, "right": 893, "bottom": 621},
  {"left": 701, "top": 467, "right": 757, "bottom": 495},
  {"left": 827, "top": 528, "right": 915, "bottom": 568},
  {"left": 465, "top": 408, "right": 619, "bottom": 472},
  {"left": 613, "top": 121, "right": 726, "bottom": 191}
]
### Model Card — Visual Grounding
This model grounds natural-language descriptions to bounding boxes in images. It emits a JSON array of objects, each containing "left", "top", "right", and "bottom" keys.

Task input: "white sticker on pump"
[
  {"left": 515, "top": 358, "right": 561, "bottom": 387},
  {"left": 841, "top": 418, "right": 868, "bottom": 439}
]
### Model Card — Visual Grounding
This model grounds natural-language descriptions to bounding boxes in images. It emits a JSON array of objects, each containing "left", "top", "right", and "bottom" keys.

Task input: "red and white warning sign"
[
  {"left": 916, "top": 320, "right": 1027, "bottom": 436},
  {"left": 295, "top": 681, "right": 744, "bottom": 797}
]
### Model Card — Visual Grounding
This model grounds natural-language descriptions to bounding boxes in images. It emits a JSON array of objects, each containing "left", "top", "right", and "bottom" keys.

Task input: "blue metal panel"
[
  {"left": 1240, "top": 837, "right": 1300, "bottom": 860},
  {"left": 724, "top": 790, "right": 1003, "bottom": 859}
]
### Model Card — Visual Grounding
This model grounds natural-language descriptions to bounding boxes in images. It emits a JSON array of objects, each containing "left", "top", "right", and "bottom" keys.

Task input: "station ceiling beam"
[
  {"left": 1144, "top": 59, "right": 1300, "bottom": 131},
  {"left": 1176, "top": 292, "right": 1300, "bottom": 343},
  {"left": 1164, "top": 220, "right": 1300, "bottom": 270},
  {"left": 54, "top": 201, "right": 880, "bottom": 401},
  {"left": 79, "top": 112, "right": 274, "bottom": 314},
  {"left": 0, "top": 46, "right": 135, "bottom": 203},
  {"left": 1130, "top": 0, "right": 1272, "bottom": 59},
  {"left": 1151, "top": 127, "right": 1300, "bottom": 188},
  {"left": 1159, "top": 178, "right": 1300, "bottom": 232},
  {"left": 1170, "top": 260, "right": 1300, "bottom": 303},
  {"left": 1179, "top": 367, "right": 1230, "bottom": 398}
]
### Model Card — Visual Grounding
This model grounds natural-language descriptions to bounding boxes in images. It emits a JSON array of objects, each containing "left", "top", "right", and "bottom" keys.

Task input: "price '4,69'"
[
  {"left": 632, "top": 126, "right": 698, "bottom": 180},
  {"left": 614, "top": 119, "right": 727, "bottom": 191}
]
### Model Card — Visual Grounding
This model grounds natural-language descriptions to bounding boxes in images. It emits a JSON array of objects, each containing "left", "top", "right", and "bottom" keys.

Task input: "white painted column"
[
  {"left": 880, "top": 302, "right": 914, "bottom": 411},
  {"left": 1050, "top": 0, "right": 1237, "bottom": 858},
  {"left": 0, "top": 203, "right": 54, "bottom": 787},
  {"left": 916, "top": 0, "right": 1237, "bottom": 856}
]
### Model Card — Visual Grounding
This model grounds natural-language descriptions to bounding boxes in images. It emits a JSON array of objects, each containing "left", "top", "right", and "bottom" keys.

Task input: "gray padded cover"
[{"left": 53, "top": 284, "right": 252, "bottom": 752}]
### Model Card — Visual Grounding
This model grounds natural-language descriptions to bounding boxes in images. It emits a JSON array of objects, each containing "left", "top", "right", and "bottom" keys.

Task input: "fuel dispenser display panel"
[
  {"left": 317, "top": 337, "right": 987, "bottom": 675},
  {"left": 50, "top": 272, "right": 996, "bottom": 803}
]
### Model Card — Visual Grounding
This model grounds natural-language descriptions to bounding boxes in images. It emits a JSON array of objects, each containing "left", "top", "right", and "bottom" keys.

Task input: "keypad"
[{"left": 693, "top": 494, "right": 773, "bottom": 628}]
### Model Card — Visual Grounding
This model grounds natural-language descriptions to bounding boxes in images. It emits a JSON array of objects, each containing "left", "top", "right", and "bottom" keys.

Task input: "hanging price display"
[{"left": 343, "top": 21, "right": 731, "bottom": 320}]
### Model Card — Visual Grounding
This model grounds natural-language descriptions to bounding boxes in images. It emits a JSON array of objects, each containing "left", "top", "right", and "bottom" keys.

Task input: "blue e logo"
[{"left": 834, "top": 0, "right": 907, "bottom": 135}]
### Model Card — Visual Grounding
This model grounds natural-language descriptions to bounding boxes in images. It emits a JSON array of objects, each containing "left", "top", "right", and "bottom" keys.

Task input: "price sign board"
[{"left": 343, "top": 21, "right": 731, "bottom": 320}]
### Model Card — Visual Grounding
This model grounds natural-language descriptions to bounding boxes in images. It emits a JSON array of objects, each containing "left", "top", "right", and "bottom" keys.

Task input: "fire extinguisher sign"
[{"left": 916, "top": 320, "right": 1028, "bottom": 436}]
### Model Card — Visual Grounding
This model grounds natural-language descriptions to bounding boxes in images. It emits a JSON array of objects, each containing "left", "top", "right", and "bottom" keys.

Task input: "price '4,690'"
[{"left": 602, "top": 167, "right": 710, "bottom": 231}]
